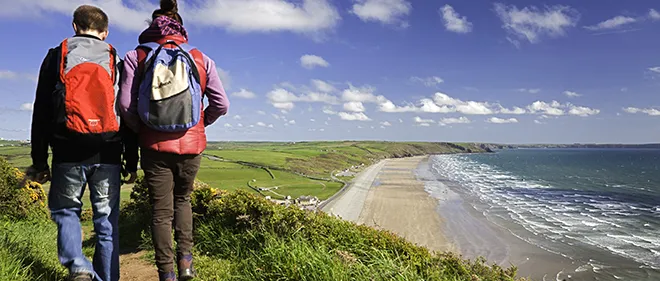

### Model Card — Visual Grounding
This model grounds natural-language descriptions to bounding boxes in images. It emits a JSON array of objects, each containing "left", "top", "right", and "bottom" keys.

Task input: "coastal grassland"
[
  {"left": 0, "top": 154, "right": 522, "bottom": 281},
  {"left": 1, "top": 141, "right": 488, "bottom": 202}
]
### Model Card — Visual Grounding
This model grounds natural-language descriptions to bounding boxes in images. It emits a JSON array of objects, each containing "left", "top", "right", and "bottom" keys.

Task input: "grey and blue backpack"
[{"left": 137, "top": 41, "right": 203, "bottom": 132}]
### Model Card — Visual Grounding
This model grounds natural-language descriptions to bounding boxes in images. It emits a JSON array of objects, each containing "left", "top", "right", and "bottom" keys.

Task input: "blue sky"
[{"left": 1, "top": 0, "right": 660, "bottom": 144}]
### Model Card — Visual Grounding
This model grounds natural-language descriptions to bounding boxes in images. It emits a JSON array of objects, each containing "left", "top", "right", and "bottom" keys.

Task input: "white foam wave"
[{"left": 429, "top": 155, "right": 660, "bottom": 269}]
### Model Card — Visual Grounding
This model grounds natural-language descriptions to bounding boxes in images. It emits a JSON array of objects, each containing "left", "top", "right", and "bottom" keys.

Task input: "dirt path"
[{"left": 119, "top": 251, "right": 158, "bottom": 281}]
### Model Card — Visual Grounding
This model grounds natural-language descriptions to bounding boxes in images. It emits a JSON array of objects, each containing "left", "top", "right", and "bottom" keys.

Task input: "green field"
[{"left": 0, "top": 141, "right": 487, "bottom": 202}]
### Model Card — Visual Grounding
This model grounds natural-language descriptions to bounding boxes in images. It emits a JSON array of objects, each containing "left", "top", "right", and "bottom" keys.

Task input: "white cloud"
[
  {"left": 224, "top": 123, "right": 233, "bottom": 128},
  {"left": 518, "top": 88, "right": 541, "bottom": 94},
  {"left": 499, "top": 106, "right": 527, "bottom": 115},
  {"left": 527, "top": 101, "right": 599, "bottom": 117},
  {"left": 351, "top": 0, "right": 411, "bottom": 26},
  {"left": 311, "top": 79, "right": 335, "bottom": 92},
  {"left": 534, "top": 120, "right": 545, "bottom": 124},
  {"left": 414, "top": 116, "right": 435, "bottom": 124},
  {"left": 410, "top": 76, "right": 444, "bottom": 87},
  {"left": 398, "top": 118, "right": 403, "bottom": 123},
  {"left": 648, "top": 67, "right": 660, "bottom": 74},
  {"left": 266, "top": 88, "right": 339, "bottom": 109},
  {"left": 257, "top": 111, "right": 267, "bottom": 115},
  {"left": 342, "top": 85, "right": 385, "bottom": 103},
  {"left": 300, "top": 55, "right": 330, "bottom": 69},
  {"left": 322, "top": 107, "right": 337, "bottom": 115},
  {"left": 319, "top": 128, "right": 325, "bottom": 132},
  {"left": 268, "top": 124, "right": 274, "bottom": 128},
  {"left": 417, "top": 99, "right": 453, "bottom": 113},
  {"left": 528, "top": 101, "right": 565, "bottom": 116},
  {"left": 338, "top": 112, "right": 372, "bottom": 121},
  {"left": 0, "top": 70, "right": 36, "bottom": 82},
  {"left": 0, "top": 70, "right": 18, "bottom": 79},
  {"left": 379, "top": 100, "right": 419, "bottom": 113},
  {"left": 12, "top": 0, "right": 336, "bottom": 34},
  {"left": 19, "top": 103, "right": 33, "bottom": 111},
  {"left": 380, "top": 121, "right": 392, "bottom": 126},
  {"left": 488, "top": 117, "right": 519, "bottom": 124},
  {"left": 343, "top": 102, "right": 366, "bottom": 112},
  {"left": 418, "top": 123, "right": 431, "bottom": 127},
  {"left": 233, "top": 115, "right": 242, "bottom": 120},
  {"left": 585, "top": 16, "right": 636, "bottom": 31},
  {"left": 231, "top": 88, "right": 256, "bottom": 99},
  {"left": 310, "top": 119, "right": 316, "bottom": 122},
  {"left": 564, "top": 91, "right": 581, "bottom": 98},
  {"left": 650, "top": 9, "right": 660, "bottom": 21},
  {"left": 216, "top": 67, "right": 232, "bottom": 90},
  {"left": 455, "top": 101, "right": 494, "bottom": 115},
  {"left": 440, "top": 5, "right": 473, "bottom": 33},
  {"left": 272, "top": 114, "right": 282, "bottom": 120},
  {"left": 289, "top": 120, "right": 296, "bottom": 124},
  {"left": 493, "top": 3, "right": 579, "bottom": 44},
  {"left": 568, "top": 106, "right": 600, "bottom": 117},
  {"left": 430, "top": 93, "right": 494, "bottom": 114},
  {"left": 256, "top": 122, "right": 267, "bottom": 127},
  {"left": 439, "top": 116, "right": 471, "bottom": 125},
  {"left": 623, "top": 107, "right": 660, "bottom": 116},
  {"left": 193, "top": 0, "right": 340, "bottom": 34}
]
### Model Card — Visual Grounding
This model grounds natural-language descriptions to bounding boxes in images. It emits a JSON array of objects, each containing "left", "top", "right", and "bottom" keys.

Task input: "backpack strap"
[
  {"left": 136, "top": 41, "right": 207, "bottom": 92},
  {"left": 188, "top": 49, "right": 207, "bottom": 92},
  {"left": 108, "top": 43, "right": 118, "bottom": 84},
  {"left": 58, "top": 39, "right": 69, "bottom": 82}
]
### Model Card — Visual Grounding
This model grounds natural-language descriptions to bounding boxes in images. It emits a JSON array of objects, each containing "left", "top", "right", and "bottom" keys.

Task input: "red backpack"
[{"left": 55, "top": 37, "right": 120, "bottom": 142}]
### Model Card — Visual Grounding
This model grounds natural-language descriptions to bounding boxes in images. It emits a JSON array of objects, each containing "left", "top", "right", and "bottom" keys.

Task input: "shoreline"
[{"left": 321, "top": 155, "right": 596, "bottom": 280}]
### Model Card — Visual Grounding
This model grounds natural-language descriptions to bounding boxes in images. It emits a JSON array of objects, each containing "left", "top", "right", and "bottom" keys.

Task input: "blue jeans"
[{"left": 49, "top": 163, "right": 121, "bottom": 281}]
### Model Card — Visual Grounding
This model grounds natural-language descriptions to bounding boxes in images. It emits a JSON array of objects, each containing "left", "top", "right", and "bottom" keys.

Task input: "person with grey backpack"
[{"left": 117, "top": 1, "right": 229, "bottom": 280}]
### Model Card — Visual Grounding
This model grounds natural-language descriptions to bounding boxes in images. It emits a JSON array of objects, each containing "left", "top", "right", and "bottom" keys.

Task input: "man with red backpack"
[{"left": 26, "top": 5, "right": 136, "bottom": 281}]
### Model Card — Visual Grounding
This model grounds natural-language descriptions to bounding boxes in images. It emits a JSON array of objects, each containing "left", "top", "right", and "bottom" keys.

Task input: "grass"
[
  {"left": 0, "top": 245, "right": 31, "bottom": 281},
  {"left": 0, "top": 220, "right": 67, "bottom": 281},
  {"left": 1, "top": 141, "right": 488, "bottom": 201}
]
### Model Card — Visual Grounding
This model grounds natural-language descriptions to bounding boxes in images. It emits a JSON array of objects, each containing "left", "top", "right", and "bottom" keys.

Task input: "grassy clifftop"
[
  {"left": 0, "top": 142, "right": 523, "bottom": 281},
  {"left": 1, "top": 141, "right": 488, "bottom": 201}
]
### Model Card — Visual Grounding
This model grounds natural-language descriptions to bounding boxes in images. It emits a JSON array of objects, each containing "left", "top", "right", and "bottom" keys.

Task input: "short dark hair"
[{"left": 73, "top": 5, "right": 108, "bottom": 32}]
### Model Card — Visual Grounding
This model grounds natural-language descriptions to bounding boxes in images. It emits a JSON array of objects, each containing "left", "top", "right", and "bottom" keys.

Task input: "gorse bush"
[
  {"left": 192, "top": 189, "right": 519, "bottom": 281},
  {"left": 0, "top": 158, "right": 48, "bottom": 221}
]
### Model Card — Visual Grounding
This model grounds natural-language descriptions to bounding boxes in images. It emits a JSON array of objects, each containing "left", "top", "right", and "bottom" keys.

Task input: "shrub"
[
  {"left": 193, "top": 188, "right": 520, "bottom": 281},
  {"left": 0, "top": 158, "right": 48, "bottom": 221}
]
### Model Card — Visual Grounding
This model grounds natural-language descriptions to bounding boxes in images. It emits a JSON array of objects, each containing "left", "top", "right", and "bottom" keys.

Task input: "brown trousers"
[{"left": 141, "top": 149, "right": 202, "bottom": 273}]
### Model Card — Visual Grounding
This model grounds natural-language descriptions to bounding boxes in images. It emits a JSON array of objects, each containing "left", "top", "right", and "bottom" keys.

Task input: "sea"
[{"left": 427, "top": 149, "right": 660, "bottom": 281}]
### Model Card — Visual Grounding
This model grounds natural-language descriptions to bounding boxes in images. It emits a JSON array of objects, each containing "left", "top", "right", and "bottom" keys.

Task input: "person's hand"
[
  {"left": 123, "top": 172, "right": 138, "bottom": 184},
  {"left": 25, "top": 165, "right": 51, "bottom": 184},
  {"left": 36, "top": 170, "right": 51, "bottom": 184}
]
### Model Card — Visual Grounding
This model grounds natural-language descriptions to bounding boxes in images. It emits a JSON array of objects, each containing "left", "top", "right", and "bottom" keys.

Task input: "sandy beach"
[
  {"left": 322, "top": 155, "right": 594, "bottom": 281},
  {"left": 322, "top": 156, "right": 453, "bottom": 252}
]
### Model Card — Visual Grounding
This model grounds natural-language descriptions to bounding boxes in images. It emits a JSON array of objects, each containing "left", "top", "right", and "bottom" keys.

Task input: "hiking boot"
[
  {"left": 177, "top": 254, "right": 196, "bottom": 281},
  {"left": 159, "top": 271, "right": 177, "bottom": 281},
  {"left": 69, "top": 272, "right": 92, "bottom": 281}
]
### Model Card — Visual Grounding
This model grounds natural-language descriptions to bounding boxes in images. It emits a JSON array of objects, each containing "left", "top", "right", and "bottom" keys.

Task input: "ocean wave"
[{"left": 428, "top": 155, "right": 660, "bottom": 269}]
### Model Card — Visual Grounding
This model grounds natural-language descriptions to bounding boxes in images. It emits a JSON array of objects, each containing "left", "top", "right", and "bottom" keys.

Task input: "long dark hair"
[{"left": 152, "top": 0, "right": 183, "bottom": 25}]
